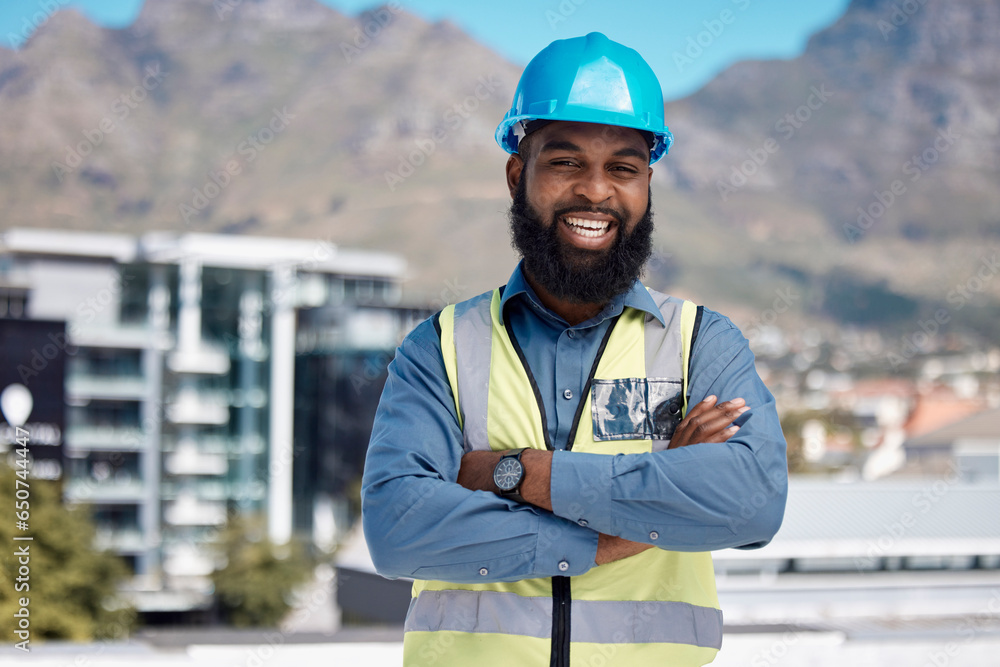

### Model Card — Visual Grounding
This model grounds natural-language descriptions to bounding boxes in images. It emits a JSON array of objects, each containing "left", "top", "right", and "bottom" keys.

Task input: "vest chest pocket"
[{"left": 591, "top": 378, "right": 683, "bottom": 442}]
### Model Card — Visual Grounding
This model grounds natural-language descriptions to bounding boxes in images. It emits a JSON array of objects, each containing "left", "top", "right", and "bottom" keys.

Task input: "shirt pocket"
[{"left": 590, "top": 378, "right": 683, "bottom": 444}]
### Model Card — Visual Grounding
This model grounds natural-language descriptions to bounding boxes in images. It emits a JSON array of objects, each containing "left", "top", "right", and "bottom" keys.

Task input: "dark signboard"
[{"left": 0, "top": 318, "right": 68, "bottom": 479}]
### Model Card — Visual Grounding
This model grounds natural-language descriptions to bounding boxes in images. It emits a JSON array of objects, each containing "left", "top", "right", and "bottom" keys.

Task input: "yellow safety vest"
[{"left": 404, "top": 288, "right": 721, "bottom": 667}]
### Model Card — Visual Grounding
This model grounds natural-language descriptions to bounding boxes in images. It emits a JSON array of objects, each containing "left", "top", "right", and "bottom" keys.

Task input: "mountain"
[
  {"left": 0, "top": 0, "right": 524, "bottom": 304},
  {"left": 1, "top": 0, "right": 998, "bottom": 338},
  {"left": 657, "top": 0, "right": 1000, "bottom": 331}
]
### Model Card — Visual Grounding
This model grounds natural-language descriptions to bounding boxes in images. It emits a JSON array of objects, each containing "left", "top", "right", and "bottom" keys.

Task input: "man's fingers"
[
  {"left": 699, "top": 422, "right": 741, "bottom": 443},
  {"left": 673, "top": 400, "right": 750, "bottom": 445},
  {"left": 684, "top": 411, "right": 744, "bottom": 443},
  {"left": 685, "top": 396, "right": 745, "bottom": 419},
  {"left": 684, "top": 395, "right": 717, "bottom": 418},
  {"left": 679, "top": 397, "right": 747, "bottom": 428}
]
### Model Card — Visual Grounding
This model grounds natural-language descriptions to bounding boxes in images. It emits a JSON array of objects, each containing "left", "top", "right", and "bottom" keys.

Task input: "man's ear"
[
  {"left": 506, "top": 153, "right": 525, "bottom": 199},
  {"left": 647, "top": 166, "right": 654, "bottom": 186}
]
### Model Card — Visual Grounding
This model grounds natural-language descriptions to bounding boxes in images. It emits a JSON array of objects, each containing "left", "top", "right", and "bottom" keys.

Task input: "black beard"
[{"left": 508, "top": 178, "right": 654, "bottom": 305}]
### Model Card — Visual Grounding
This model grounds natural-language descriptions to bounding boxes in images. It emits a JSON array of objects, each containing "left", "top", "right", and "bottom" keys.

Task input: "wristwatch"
[{"left": 493, "top": 448, "right": 528, "bottom": 503}]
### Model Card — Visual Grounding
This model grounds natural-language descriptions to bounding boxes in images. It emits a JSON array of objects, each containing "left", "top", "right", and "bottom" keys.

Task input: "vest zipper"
[{"left": 550, "top": 575, "right": 571, "bottom": 667}]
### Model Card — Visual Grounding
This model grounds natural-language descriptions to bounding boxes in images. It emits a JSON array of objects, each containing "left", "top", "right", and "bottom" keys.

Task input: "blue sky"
[{"left": 0, "top": 0, "right": 851, "bottom": 101}]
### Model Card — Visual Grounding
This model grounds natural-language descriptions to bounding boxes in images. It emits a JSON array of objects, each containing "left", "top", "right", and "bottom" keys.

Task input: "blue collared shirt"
[{"left": 362, "top": 262, "right": 787, "bottom": 583}]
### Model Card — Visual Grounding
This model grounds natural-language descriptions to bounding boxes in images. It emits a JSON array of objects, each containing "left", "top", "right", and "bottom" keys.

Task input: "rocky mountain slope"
[
  {"left": 659, "top": 0, "right": 999, "bottom": 327},
  {"left": 1, "top": 0, "right": 997, "bottom": 337}
]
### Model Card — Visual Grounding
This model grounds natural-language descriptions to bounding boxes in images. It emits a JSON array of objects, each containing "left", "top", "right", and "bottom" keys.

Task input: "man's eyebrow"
[
  {"left": 612, "top": 146, "right": 649, "bottom": 161},
  {"left": 538, "top": 140, "right": 583, "bottom": 154},
  {"left": 537, "top": 140, "right": 648, "bottom": 162}
]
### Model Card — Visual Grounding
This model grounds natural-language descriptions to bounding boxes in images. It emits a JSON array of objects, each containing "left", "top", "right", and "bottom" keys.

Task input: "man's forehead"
[{"left": 533, "top": 121, "right": 649, "bottom": 157}]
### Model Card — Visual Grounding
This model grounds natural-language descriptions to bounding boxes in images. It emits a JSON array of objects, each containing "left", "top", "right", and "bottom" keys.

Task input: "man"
[{"left": 362, "top": 32, "right": 787, "bottom": 667}]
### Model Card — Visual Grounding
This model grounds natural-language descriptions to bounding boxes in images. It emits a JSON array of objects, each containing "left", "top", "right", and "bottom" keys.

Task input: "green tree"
[
  {"left": 0, "top": 461, "right": 135, "bottom": 643},
  {"left": 211, "top": 516, "right": 313, "bottom": 627}
]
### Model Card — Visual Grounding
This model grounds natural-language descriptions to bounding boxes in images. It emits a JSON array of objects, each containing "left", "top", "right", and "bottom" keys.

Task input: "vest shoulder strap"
[
  {"left": 437, "top": 304, "right": 462, "bottom": 430},
  {"left": 679, "top": 300, "right": 702, "bottom": 418}
]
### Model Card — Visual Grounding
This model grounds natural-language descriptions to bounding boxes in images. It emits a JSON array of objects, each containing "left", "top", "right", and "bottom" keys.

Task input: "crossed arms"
[
  {"left": 361, "top": 312, "right": 787, "bottom": 583},
  {"left": 456, "top": 395, "right": 753, "bottom": 564}
]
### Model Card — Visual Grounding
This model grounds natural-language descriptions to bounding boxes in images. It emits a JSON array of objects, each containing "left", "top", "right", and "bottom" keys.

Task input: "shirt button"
[
  {"left": 577, "top": 519, "right": 588, "bottom": 527},
  {"left": 649, "top": 531, "right": 659, "bottom": 541},
  {"left": 563, "top": 389, "right": 573, "bottom": 400},
  {"left": 558, "top": 560, "right": 570, "bottom": 572},
  {"left": 479, "top": 567, "right": 488, "bottom": 576},
  {"left": 567, "top": 330, "right": 576, "bottom": 339}
]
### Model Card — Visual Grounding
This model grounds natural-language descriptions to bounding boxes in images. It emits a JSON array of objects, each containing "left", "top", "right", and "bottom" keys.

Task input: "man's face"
[{"left": 506, "top": 121, "right": 655, "bottom": 305}]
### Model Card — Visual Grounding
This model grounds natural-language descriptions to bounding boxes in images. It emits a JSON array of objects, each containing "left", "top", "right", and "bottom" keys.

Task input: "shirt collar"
[{"left": 499, "top": 260, "right": 665, "bottom": 328}]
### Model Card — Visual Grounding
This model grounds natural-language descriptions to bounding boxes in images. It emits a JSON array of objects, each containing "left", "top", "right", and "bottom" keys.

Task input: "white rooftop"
[
  {"left": 2, "top": 228, "right": 138, "bottom": 263},
  {"left": 717, "top": 478, "right": 1000, "bottom": 562},
  {"left": 1, "top": 228, "right": 406, "bottom": 279}
]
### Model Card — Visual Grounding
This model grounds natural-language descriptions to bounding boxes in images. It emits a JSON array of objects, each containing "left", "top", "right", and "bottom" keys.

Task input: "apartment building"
[{"left": 0, "top": 228, "right": 422, "bottom": 612}]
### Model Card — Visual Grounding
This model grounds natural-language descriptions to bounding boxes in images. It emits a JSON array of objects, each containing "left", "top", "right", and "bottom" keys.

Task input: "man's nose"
[{"left": 571, "top": 165, "right": 613, "bottom": 203}]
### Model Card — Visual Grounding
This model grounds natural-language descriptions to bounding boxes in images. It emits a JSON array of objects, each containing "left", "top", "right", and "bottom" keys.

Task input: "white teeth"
[{"left": 564, "top": 216, "right": 610, "bottom": 238}]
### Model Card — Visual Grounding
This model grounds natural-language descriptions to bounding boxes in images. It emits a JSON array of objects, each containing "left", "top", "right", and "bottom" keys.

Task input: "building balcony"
[
  {"left": 163, "top": 494, "right": 226, "bottom": 526},
  {"left": 166, "top": 390, "right": 230, "bottom": 426},
  {"left": 66, "top": 374, "right": 148, "bottom": 401},
  {"left": 64, "top": 425, "right": 146, "bottom": 451},
  {"left": 161, "top": 434, "right": 232, "bottom": 456},
  {"left": 168, "top": 343, "right": 231, "bottom": 375},
  {"left": 64, "top": 478, "right": 146, "bottom": 503},
  {"left": 71, "top": 323, "right": 170, "bottom": 350},
  {"left": 162, "top": 545, "right": 217, "bottom": 578},
  {"left": 165, "top": 442, "right": 229, "bottom": 476},
  {"left": 94, "top": 527, "right": 146, "bottom": 553}
]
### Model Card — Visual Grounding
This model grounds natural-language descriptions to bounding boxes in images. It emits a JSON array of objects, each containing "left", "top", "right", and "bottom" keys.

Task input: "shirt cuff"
[
  {"left": 549, "top": 450, "right": 614, "bottom": 536},
  {"left": 534, "top": 513, "right": 600, "bottom": 577}
]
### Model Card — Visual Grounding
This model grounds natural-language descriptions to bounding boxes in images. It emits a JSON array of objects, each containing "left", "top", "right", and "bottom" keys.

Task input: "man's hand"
[
  {"left": 595, "top": 533, "right": 652, "bottom": 564},
  {"left": 594, "top": 398, "right": 748, "bottom": 565},
  {"left": 668, "top": 395, "right": 749, "bottom": 449}
]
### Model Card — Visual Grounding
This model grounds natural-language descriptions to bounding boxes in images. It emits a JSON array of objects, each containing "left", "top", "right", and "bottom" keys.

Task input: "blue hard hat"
[{"left": 496, "top": 32, "right": 673, "bottom": 164}]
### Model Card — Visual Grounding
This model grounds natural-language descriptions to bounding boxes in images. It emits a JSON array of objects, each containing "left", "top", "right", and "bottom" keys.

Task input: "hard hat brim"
[{"left": 496, "top": 113, "right": 674, "bottom": 164}]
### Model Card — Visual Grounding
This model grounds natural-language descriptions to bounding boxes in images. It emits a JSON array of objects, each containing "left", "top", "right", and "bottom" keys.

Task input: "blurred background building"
[{"left": 0, "top": 227, "right": 426, "bottom": 615}]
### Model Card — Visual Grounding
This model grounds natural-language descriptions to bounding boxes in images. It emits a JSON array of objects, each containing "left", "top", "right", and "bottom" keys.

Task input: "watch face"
[{"left": 493, "top": 457, "right": 524, "bottom": 492}]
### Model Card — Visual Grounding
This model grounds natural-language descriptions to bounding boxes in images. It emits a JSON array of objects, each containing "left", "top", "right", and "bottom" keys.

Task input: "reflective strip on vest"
[
  {"left": 405, "top": 589, "right": 723, "bottom": 648},
  {"left": 451, "top": 291, "right": 494, "bottom": 451}
]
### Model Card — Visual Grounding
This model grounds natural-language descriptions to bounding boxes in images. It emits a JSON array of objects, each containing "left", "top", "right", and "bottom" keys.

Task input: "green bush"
[
  {"left": 0, "top": 461, "right": 135, "bottom": 644},
  {"left": 211, "top": 516, "right": 313, "bottom": 628}
]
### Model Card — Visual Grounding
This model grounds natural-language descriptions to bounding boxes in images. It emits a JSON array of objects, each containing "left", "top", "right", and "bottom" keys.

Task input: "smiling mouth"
[{"left": 563, "top": 216, "right": 613, "bottom": 238}]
